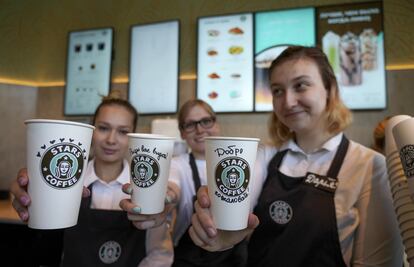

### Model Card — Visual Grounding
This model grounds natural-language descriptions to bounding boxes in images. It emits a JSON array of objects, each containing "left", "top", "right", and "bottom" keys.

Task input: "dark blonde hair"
[
  {"left": 178, "top": 99, "right": 216, "bottom": 130},
  {"left": 92, "top": 90, "right": 138, "bottom": 131},
  {"left": 372, "top": 116, "right": 391, "bottom": 154},
  {"left": 268, "top": 46, "right": 352, "bottom": 146}
]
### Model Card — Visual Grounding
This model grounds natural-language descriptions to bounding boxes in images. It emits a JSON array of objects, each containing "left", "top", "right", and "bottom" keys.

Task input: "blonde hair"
[{"left": 268, "top": 46, "right": 352, "bottom": 146}]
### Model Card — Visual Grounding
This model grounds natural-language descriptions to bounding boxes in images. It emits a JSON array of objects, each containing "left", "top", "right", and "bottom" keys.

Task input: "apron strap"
[{"left": 189, "top": 153, "right": 202, "bottom": 204}]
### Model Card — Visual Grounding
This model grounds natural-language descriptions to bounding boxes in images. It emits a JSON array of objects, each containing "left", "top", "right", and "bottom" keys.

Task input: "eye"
[
  {"left": 119, "top": 129, "right": 130, "bottom": 135},
  {"left": 271, "top": 87, "right": 284, "bottom": 97},
  {"left": 97, "top": 125, "right": 109, "bottom": 132}
]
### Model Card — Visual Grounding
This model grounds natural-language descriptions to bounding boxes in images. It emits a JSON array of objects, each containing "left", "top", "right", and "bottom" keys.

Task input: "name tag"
[{"left": 304, "top": 172, "right": 338, "bottom": 193}]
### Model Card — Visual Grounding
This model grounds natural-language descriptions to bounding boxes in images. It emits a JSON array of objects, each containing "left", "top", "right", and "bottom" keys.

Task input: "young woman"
[
  {"left": 11, "top": 95, "right": 173, "bottom": 267},
  {"left": 189, "top": 46, "right": 402, "bottom": 266},
  {"left": 120, "top": 99, "right": 247, "bottom": 266}
]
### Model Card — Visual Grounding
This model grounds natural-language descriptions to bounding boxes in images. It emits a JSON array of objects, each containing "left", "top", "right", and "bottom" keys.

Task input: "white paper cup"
[
  {"left": 205, "top": 136, "right": 260, "bottom": 230},
  {"left": 393, "top": 118, "right": 414, "bottom": 178},
  {"left": 25, "top": 119, "right": 94, "bottom": 229},
  {"left": 127, "top": 133, "right": 175, "bottom": 214},
  {"left": 385, "top": 115, "right": 411, "bottom": 157}
]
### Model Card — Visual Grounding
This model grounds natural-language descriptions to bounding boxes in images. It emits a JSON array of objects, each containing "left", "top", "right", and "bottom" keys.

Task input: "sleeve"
[
  {"left": 138, "top": 222, "right": 174, "bottom": 267},
  {"left": 168, "top": 156, "right": 183, "bottom": 189},
  {"left": 351, "top": 153, "right": 403, "bottom": 267}
]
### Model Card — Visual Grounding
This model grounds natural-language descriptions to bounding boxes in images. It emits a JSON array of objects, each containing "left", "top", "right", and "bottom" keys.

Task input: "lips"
[
  {"left": 284, "top": 110, "right": 305, "bottom": 118},
  {"left": 103, "top": 148, "right": 118, "bottom": 155}
]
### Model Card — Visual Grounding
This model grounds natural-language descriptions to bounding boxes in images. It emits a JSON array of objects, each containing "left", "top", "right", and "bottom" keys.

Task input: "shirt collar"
[
  {"left": 83, "top": 159, "right": 130, "bottom": 187},
  {"left": 280, "top": 132, "right": 343, "bottom": 154}
]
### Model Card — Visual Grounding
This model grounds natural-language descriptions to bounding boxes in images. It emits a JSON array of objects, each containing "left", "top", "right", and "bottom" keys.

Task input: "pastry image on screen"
[
  {"left": 360, "top": 29, "right": 377, "bottom": 71},
  {"left": 339, "top": 32, "right": 362, "bottom": 86},
  {"left": 229, "top": 46, "right": 244, "bottom": 55},
  {"left": 208, "top": 29, "right": 220, "bottom": 37},
  {"left": 228, "top": 27, "right": 244, "bottom": 35}
]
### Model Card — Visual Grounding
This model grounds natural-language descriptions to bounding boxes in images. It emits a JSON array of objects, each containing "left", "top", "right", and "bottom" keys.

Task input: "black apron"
[
  {"left": 62, "top": 185, "right": 146, "bottom": 267},
  {"left": 248, "top": 136, "right": 349, "bottom": 267},
  {"left": 172, "top": 153, "right": 248, "bottom": 267}
]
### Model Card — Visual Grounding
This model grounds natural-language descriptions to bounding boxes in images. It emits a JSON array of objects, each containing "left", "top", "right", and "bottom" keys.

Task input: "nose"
[
  {"left": 284, "top": 90, "right": 298, "bottom": 109},
  {"left": 195, "top": 122, "right": 204, "bottom": 133},
  {"left": 106, "top": 129, "right": 117, "bottom": 144}
]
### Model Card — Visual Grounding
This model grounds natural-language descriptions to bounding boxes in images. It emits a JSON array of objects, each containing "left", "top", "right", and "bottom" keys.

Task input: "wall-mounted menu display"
[
  {"left": 254, "top": 8, "right": 316, "bottom": 112},
  {"left": 64, "top": 28, "right": 113, "bottom": 116},
  {"left": 317, "top": 1, "right": 385, "bottom": 109},
  {"left": 197, "top": 13, "right": 254, "bottom": 112},
  {"left": 129, "top": 20, "right": 179, "bottom": 115}
]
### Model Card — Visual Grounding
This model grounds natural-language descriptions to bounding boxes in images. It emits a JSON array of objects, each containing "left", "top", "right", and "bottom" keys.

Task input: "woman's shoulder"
[{"left": 348, "top": 140, "right": 386, "bottom": 163}]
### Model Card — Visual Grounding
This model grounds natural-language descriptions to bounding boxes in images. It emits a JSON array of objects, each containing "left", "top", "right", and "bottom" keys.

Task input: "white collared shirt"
[
  {"left": 168, "top": 153, "right": 206, "bottom": 245},
  {"left": 83, "top": 159, "right": 130, "bottom": 210},
  {"left": 250, "top": 133, "right": 403, "bottom": 267}
]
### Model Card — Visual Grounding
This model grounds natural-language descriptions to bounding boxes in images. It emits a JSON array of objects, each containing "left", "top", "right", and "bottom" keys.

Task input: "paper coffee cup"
[
  {"left": 385, "top": 115, "right": 411, "bottom": 157},
  {"left": 393, "top": 118, "right": 414, "bottom": 178},
  {"left": 205, "top": 136, "right": 260, "bottom": 231},
  {"left": 25, "top": 119, "right": 94, "bottom": 229},
  {"left": 127, "top": 133, "right": 175, "bottom": 214}
]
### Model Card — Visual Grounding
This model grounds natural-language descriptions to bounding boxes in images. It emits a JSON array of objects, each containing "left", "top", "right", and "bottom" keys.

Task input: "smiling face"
[
  {"left": 92, "top": 105, "right": 135, "bottom": 165},
  {"left": 270, "top": 58, "right": 329, "bottom": 138},
  {"left": 180, "top": 104, "right": 220, "bottom": 159},
  {"left": 59, "top": 161, "right": 70, "bottom": 175}
]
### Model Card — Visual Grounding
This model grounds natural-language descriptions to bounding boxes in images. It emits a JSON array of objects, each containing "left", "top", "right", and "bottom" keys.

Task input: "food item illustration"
[
  {"left": 229, "top": 90, "right": 241, "bottom": 99},
  {"left": 208, "top": 29, "right": 220, "bottom": 37},
  {"left": 360, "top": 29, "right": 377, "bottom": 71},
  {"left": 228, "top": 27, "right": 244, "bottom": 35},
  {"left": 208, "top": 73, "right": 220, "bottom": 79},
  {"left": 207, "top": 48, "right": 218, "bottom": 56},
  {"left": 208, "top": 91, "right": 218, "bottom": 99},
  {"left": 322, "top": 31, "right": 340, "bottom": 74},
  {"left": 229, "top": 46, "right": 244, "bottom": 55},
  {"left": 231, "top": 73, "right": 241, "bottom": 79},
  {"left": 339, "top": 32, "right": 362, "bottom": 86}
]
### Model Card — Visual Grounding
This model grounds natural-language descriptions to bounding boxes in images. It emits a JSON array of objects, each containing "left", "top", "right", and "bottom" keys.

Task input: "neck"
[
  {"left": 295, "top": 130, "right": 334, "bottom": 154},
  {"left": 94, "top": 159, "right": 124, "bottom": 183},
  {"left": 191, "top": 151, "right": 205, "bottom": 160}
]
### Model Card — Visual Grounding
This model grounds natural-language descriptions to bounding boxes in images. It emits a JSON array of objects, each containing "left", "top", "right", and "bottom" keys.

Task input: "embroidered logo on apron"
[
  {"left": 131, "top": 154, "right": 160, "bottom": 188},
  {"left": 99, "top": 240, "right": 122, "bottom": 264},
  {"left": 400, "top": 144, "right": 414, "bottom": 177},
  {"left": 39, "top": 140, "right": 86, "bottom": 189},
  {"left": 214, "top": 157, "right": 250, "bottom": 203},
  {"left": 269, "top": 200, "right": 293, "bottom": 224}
]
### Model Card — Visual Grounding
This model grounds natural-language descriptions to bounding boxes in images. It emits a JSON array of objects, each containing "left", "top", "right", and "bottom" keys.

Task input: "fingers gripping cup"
[
  {"left": 127, "top": 134, "right": 175, "bottom": 214},
  {"left": 25, "top": 119, "right": 94, "bottom": 229},
  {"left": 205, "top": 136, "right": 260, "bottom": 231}
]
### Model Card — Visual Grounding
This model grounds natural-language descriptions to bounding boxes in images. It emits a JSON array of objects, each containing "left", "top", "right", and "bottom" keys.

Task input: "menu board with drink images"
[
  {"left": 197, "top": 13, "right": 254, "bottom": 112},
  {"left": 254, "top": 8, "right": 316, "bottom": 112},
  {"left": 64, "top": 28, "right": 113, "bottom": 116},
  {"left": 317, "top": 1, "right": 386, "bottom": 109}
]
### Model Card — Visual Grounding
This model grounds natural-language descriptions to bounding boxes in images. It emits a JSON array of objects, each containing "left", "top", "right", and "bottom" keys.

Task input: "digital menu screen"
[
  {"left": 64, "top": 28, "right": 113, "bottom": 116},
  {"left": 129, "top": 20, "right": 179, "bottom": 114},
  {"left": 197, "top": 13, "right": 254, "bottom": 112},
  {"left": 317, "top": 1, "right": 386, "bottom": 109},
  {"left": 254, "top": 8, "right": 316, "bottom": 111}
]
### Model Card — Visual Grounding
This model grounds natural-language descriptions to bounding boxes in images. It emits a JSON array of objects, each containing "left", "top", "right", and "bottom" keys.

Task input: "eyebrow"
[{"left": 270, "top": 75, "right": 311, "bottom": 87}]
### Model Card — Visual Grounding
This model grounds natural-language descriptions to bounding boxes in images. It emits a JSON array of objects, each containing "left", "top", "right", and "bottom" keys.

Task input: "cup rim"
[
  {"left": 127, "top": 133, "right": 176, "bottom": 140},
  {"left": 205, "top": 136, "right": 260, "bottom": 142},
  {"left": 25, "top": 119, "right": 95, "bottom": 130}
]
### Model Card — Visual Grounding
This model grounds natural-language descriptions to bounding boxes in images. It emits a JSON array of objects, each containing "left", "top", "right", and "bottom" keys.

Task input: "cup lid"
[
  {"left": 25, "top": 119, "right": 95, "bottom": 130},
  {"left": 205, "top": 136, "right": 260, "bottom": 142},
  {"left": 127, "top": 133, "right": 176, "bottom": 140}
]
